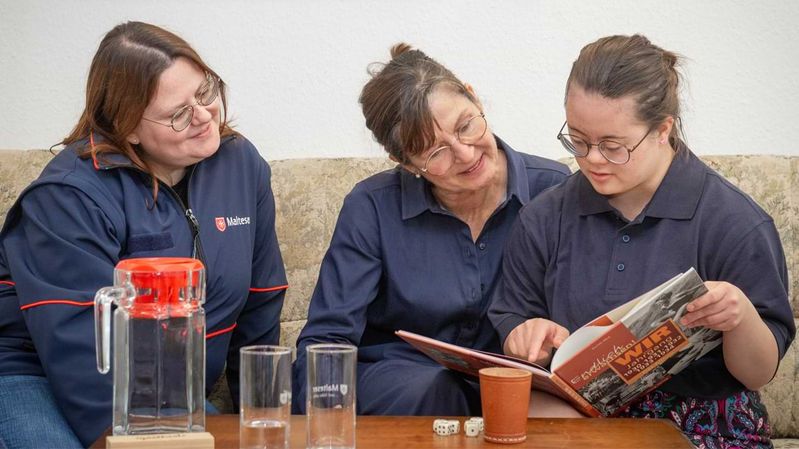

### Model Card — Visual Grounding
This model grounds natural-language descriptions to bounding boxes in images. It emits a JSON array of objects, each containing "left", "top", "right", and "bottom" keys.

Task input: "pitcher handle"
[{"left": 94, "top": 286, "right": 124, "bottom": 374}]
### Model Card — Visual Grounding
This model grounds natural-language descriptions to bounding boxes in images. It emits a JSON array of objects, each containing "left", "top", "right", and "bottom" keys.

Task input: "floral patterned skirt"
[{"left": 618, "top": 389, "right": 772, "bottom": 449}]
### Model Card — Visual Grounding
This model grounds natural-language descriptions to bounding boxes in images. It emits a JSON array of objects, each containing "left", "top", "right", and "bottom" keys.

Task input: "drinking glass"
[
  {"left": 240, "top": 346, "right": 292, "bottom": 449},
  {"left": 306, "top": 344, "right": 357, "bottom": 449}
]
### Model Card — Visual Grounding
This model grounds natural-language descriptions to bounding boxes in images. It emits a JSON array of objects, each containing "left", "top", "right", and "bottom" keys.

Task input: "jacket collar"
[
  {"left": 91, "top": 151, "right": 135, "bottom": 170},
  {"left": 84, "top": 133, "right": 137, "bottom": 171}
]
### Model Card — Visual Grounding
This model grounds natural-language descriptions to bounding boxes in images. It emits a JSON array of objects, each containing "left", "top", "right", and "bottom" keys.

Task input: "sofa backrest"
[
  {"left": 269, "top": 158, "right": 397, "bottom": 344},
  {"left": 268, "top": 155, "right": 798, "bottom": 339}
]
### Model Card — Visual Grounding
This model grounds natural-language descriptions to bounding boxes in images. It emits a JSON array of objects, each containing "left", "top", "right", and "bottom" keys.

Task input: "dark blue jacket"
[{"left": 0, "top": 135, "right": 287, "bottom": 446}]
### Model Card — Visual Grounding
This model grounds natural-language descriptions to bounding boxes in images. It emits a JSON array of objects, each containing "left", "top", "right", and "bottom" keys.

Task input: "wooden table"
[{"left": 92, "top": 415, "right": 695, "bottom": 448}]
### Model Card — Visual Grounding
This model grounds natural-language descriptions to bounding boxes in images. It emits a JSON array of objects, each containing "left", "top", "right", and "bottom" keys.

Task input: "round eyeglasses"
[
  {"left": 419, "top": 113, "right": 488, "bottom": 176},
  {"left": 142, "top": 74, "right": 220, "bottom": 132},
  {"left": 556, "top": 121, "right": 653, "bottom": 165}
]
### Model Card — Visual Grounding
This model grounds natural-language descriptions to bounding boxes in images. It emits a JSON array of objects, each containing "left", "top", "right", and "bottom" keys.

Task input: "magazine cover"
[{"left": 397, "top": 268, "right": 720, "bottom": 417}]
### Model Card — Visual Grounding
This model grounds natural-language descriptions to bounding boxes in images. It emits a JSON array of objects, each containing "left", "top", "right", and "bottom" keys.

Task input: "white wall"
[{"left": 2, "top": 1, "right": 798, "bottom": 160}]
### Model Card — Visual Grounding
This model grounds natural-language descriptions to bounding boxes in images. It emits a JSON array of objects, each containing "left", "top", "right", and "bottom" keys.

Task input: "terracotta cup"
[{"left": 479, "top": 367, "right": 532, "bottom": 444}]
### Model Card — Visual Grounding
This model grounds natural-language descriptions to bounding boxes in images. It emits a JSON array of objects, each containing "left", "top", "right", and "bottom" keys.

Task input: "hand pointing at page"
[{"left": 504, "top": 318, "right": 571, "bottom": 364}]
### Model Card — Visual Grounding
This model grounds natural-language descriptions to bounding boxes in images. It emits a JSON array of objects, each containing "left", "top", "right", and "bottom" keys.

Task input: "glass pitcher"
[{"left": 94, "top": 257, "right": 206, "bottom": 435}]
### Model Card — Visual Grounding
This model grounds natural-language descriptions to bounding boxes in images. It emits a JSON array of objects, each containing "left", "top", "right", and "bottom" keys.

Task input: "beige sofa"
[{"left": 1, "top": 150, "right": 797, "bottom": 447}]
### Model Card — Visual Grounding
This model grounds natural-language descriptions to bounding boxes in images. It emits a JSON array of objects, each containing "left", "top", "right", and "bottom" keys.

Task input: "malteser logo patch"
[
  {"left": 215, "top": 216, "right": 251, "bottom": 232},
  {"left": 215, "top": 217, "right": 226, "bottom": 232}
]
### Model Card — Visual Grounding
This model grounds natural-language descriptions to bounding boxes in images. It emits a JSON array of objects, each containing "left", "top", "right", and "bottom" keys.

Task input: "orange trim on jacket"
[
  {"left": 21, "top": 300, "right": 94, "bottom": 311},
  {"left": 89, "top": 131, "right": 100, "bottom": 170},
  {"left": 206, "top": 323, "right": 237, "bottom": 339},
  {"left": 249, "top": 284, "right": 289, "bottom": 293}
]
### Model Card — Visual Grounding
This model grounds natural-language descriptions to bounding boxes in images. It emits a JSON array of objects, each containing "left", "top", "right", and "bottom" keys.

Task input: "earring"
[
  {"left": 131, "top": 138, "right": 140, "bottom": 145},
  {"left": 415, "top": 172, "right": 421, "bottom": 179}
]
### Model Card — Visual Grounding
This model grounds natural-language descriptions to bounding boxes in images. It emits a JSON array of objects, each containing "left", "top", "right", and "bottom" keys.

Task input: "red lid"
[
  {"left": 115, "top": 258, "right": 205, "bottom": 317},
  {"left": 116, "top": 257, "right": 204, "bottom": 274}
]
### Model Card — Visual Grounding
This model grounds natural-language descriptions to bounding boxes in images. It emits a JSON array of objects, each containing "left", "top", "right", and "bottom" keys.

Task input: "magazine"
[{"left": 396, "top": 268, "right": 720, "bottom": 417}]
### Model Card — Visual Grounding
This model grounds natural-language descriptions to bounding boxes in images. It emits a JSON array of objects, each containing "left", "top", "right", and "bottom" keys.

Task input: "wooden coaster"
[{"left": 106, "top": 432, "right": 214, "bottom": 449}]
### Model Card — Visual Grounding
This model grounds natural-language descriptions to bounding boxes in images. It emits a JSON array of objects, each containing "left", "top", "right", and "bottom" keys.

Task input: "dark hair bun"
[{"left": 390, "top": 42, "right": 413, "bottom": 59}]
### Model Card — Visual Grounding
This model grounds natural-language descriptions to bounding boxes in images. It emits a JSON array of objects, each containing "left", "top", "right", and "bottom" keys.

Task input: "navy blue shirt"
[
  {"left": 293, "top": 137, "right": 569, "bottom": 410},
  {"left": 489, "top": 148, "right": 795, "bottom": 399}
]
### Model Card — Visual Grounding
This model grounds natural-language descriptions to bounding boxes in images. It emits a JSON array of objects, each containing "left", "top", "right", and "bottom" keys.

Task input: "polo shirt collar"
[
  {"left": 576, "top": 173, "right": 614, "bottom": 216},
  {"left": 400, "top": 167, "right": 430, "bottom": 220},
  {"left": 577, "top": 144, "right": 705, "bottom": 220},
  {"left": 644, "top": 147, "right": 705, "bottom": 219},
  {"left": 400, "top": 135, "right": 525, "bottom": 220},
  {"left": 498, "top": 136, "right": 531, "bottom": 207}
]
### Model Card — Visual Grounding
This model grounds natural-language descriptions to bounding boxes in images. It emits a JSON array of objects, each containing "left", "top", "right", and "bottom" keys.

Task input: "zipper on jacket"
[
  {"left": 184, "top": 207, "right": 206, "bottom": 262},
  {"left": 160, "top": 166, "right": 206, "bottom": 265},
  {"left": 96, "top": 160, "right": 207, "bottom": 264}
]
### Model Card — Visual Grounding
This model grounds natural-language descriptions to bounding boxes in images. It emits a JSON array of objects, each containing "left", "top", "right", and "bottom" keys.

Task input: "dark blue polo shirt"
[
  {"left": 293, "top": 137, "right": 569, "bottom": 411},
  {"left": 489, "top": 148, "right": 795, "bottom": 399}
]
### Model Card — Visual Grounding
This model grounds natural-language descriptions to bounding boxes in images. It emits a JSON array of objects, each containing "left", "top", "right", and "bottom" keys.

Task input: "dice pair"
[
  {"left": 464, "top": 417, "right": 484, "bottom": 437},
  {"left": 433, "top": 419, "right": 459, "bottom": 436},
  {"left": 432, "top": 417, "right": 483, "bottom": 437}
]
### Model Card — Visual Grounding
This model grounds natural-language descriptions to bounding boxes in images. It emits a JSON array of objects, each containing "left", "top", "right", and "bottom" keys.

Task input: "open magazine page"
[
  {"left": 622, "top": 272, "right": 684, "bottom": 320},
  {"left": 549, "top": 322, "right": 642, "bottom": 415},
  {"left": 394, "top": 330, "right": 578, "bottom": 403},
  {"left": 396, "top": 268, "right": 717, "bottom": 418},
  {"left": 602, "top": 268, "right": 720, "bottom": 411},
  {"left": 550, "top": 268, "right": 719, "bottom": 416}
]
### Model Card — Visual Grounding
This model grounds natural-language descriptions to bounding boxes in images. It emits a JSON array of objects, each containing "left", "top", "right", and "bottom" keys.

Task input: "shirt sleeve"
[
  {"left": 3, "top": 183, "right": 122, "bottom": 446},
  {"left": 291, "top": 187, "right": 382, "bottom": 413},
  {"left": 488, "top": 203, "right": 554, "bottom": 348},
  {"left": 707, "top": 219, "right": 795, "bottom": 359},
  {"left": 225, "top": 158, "right": 288, "bottom": 406}
]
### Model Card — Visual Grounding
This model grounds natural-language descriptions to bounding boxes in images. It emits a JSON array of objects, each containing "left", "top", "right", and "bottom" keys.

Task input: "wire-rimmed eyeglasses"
[
  {"left": 419, "top": 112, "right": 488, "bottom": 176},
  {"left": 556, "top": 121, "right": 653, "bottom": 165},
  {"left": 142, "top": 73, "right": 220, "bottom": 132}
]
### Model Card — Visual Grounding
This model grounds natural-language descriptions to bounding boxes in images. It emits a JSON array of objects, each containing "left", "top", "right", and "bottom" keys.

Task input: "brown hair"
[
  {"left": 359, "top": 43, "right": 478, "bottom": 162},
  {"left": 62, "top": 21, "right": 236, "bottom": 197},
  {"left": 566, "top": 34, "right": 684, "bottom": 147}
]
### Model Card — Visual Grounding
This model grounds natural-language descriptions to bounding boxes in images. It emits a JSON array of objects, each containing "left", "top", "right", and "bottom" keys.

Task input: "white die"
[
  {"left": 446, "top": 420, "right": 459, "bottom": 434},
  {"left": 467, "top": 417, "right": 484, "bottom": 432},
  {"left": 464, "top": 420, "right": 480, "bottom": 437},
  {"left": 433, "top": 420, "right": 451, "bottom": 436}
]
